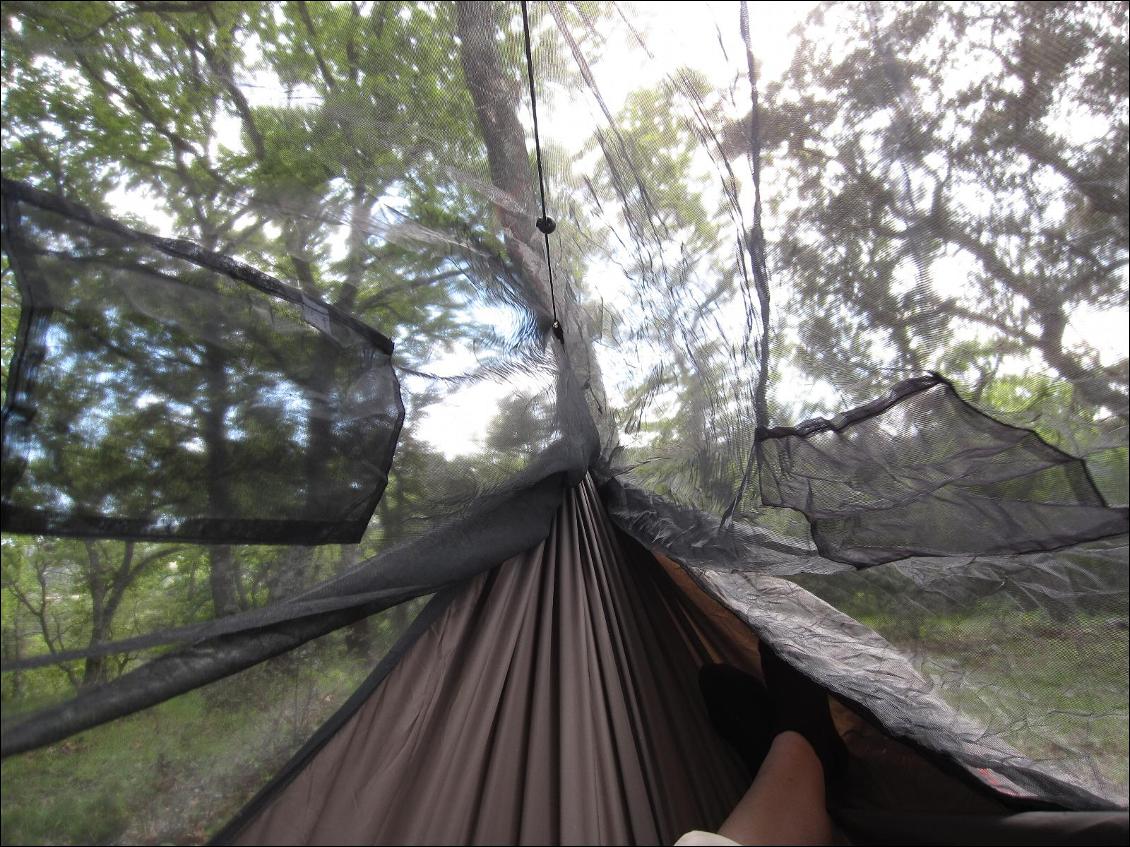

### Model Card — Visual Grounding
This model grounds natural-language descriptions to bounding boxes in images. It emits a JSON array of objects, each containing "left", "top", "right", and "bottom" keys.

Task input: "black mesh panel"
[
  {"left": 1, "top": 180, "right": 403, "bottom": 544},
  {"left": 757, "top": 376, "right": 1129, "bottom": 565}
]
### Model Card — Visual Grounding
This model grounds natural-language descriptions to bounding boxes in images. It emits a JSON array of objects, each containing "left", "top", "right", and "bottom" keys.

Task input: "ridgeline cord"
[{"left": 520, "top": 0, "right": 563, "bottom": 342}]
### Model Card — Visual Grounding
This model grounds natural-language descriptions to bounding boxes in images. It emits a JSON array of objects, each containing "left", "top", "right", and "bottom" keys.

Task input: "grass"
[
  {"left": 856, "top": 609, "right": 1130, "bottom": 801},
  {"left": 2, "top": 602, "right": 1125, "bottom": 843},
  {"left": 1, "top": 631, "right": 397, "bottom": 845},
  {"left": 4, "top": 694, "right": 238, "bottom": 845}
]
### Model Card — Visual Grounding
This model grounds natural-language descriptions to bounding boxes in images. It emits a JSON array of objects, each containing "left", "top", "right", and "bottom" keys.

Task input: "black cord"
[{"left": 520, "top": 0, "right": 562, "bottom": 342}]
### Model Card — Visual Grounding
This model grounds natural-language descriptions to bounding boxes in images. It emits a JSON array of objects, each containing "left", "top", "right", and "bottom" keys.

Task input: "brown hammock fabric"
[
  {"left": 233, "top": 478, "right": 749, "bottom": 844},
  {"left": 224, "top": 478, "right": 1130, "bottom": 846}
]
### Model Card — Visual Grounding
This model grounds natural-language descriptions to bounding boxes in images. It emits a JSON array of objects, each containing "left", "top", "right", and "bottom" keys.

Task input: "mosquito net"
[{"left": 1, "top": 1, "right": 1127, "bottom": 842}]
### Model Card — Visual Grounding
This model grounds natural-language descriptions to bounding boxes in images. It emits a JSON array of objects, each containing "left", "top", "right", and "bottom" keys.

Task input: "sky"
[
  {"left": 413, "top": 1, "right": 822, "bottom": 457},
  {"left": 12, "top": 1, "right": 1125, "bottom": 463}
]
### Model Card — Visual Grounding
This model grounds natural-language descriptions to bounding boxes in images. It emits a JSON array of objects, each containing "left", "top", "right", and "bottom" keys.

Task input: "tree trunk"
[
  {"left": 209, "top": 545, "right": 241, "bottom": 617},
  {"left": 455, "top": 1, "right": 597, "bottom": 450},
  {"left": 82, "top": 541, "right": 111, "bottom": 688},
  {"left": 339, "top": 544, "right": 374, "bottom": 655},
  {"left": 455, "top": 2, "right": 545, "bottom": 312},
  {"left": 202, "top": 336, "right": 243, "bottom": 617},
  {"left": 82, "top": 541, "right": 137, "bottom": 687}
]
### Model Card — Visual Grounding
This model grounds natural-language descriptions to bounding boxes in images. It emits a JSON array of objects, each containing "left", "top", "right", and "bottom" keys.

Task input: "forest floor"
[
  {"left": 0, "top": 641, "right": 381, "bottom": 846},
  {"left": 865, "top": 610, "right": 1130, "bottom": 803},
  {"left": 2, "top": 609, "right": 1127, "bottom": 844}
]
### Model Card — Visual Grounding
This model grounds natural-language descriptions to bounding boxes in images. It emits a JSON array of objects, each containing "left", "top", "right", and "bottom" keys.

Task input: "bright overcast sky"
[
  {"left": 82, "top": 1, "right": 1123, "bottom": 460},
  {"left": 414, "top": 1, "right": 819, "bottom": 457}
]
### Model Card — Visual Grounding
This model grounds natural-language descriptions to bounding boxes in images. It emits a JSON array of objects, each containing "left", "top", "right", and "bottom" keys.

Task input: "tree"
[
  {"left": 0, "top": 0, "right": 609, "bottom": 690},
  {"left": 0, "top": 537, "right": 181, "bottom": 690},
  {"left": 2, "top": 0, "right": 1125, "bottom": 711},
  {"left": 3, "top": 0, "right": 500, "bottom": 626},
  {"left": 761, "top": 1, "right": 1127, "bottom": 429}
]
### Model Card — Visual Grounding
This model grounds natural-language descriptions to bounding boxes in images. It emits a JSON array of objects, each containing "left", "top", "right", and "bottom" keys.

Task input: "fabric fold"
[{"left": 232, "top": 477, "right": 749, "bottom": 845}]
